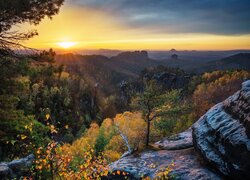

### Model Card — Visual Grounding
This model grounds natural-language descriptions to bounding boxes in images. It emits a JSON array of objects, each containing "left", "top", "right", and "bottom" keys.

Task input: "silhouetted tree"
[{"left": 0, "top": 0, "right": 64, "bottom": 56}]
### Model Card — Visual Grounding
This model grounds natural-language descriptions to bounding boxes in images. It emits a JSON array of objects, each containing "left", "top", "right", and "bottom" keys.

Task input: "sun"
[{"left": 57, "top": 41, "right": 77, "bottom": 49}]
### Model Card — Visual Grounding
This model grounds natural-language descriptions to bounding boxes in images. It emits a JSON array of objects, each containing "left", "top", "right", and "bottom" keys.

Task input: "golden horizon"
[{"left": 16, "top": 1, "right": 250, "bottom": 51}]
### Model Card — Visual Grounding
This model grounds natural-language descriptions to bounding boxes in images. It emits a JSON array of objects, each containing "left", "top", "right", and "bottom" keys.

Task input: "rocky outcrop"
[
  {"left": 108, "top": 148, "right": 221, "bottom": 180},
  {"left": 0, "top": 154, "right": 34, "bottom": 179},
  {"left": 155, "top": 128, "right": 193, "bottom": 150},
  {"left": 108, "top": 129, "right": 221, "bottom": 179},
  {"left": 108, "top": 80, "right": 250, "bottom": 179},
  {"left": 192, "top": 80, "right": 250, "bottom": 179}
]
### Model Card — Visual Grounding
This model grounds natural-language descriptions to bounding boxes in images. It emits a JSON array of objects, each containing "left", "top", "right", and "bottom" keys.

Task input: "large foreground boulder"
[{"left": 192, "top": 80, "right": 250, "bottom": 179}]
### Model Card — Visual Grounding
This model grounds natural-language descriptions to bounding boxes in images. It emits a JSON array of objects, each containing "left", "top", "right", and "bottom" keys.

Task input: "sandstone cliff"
[{"left": 108, "top": 80, "right": 250, "bottom": 179}]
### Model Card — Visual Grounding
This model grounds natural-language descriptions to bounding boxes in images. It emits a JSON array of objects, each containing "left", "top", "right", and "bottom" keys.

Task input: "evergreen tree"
[{"left": 0, "top": 0, "right": 64, "bottom": 55}]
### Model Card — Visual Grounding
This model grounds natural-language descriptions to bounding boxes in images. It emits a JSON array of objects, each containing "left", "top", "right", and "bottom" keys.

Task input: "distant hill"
[
  {"left": 195, "top": 53, "right": 250, "bottom": 73},
  {"left": 149, "top": 50, "right": 250, "bottom": 61},
  {"left": 56, "top": 51, "right": 161, "bottom": 78},
  {"left": 56, "top": 52, "right": 250, "bottom": 95},
  {"left": 56, "top": 51, "right": 163, "bottom": 95},
  {"left": 219, "top": 53, "right": 250, "bottom": 66}
]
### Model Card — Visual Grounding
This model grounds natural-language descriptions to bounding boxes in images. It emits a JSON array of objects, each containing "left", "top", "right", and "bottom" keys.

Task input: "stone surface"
[
  {"left": 108, "top": 80, "right": 250, "bottom": 179},
  {"left": 192, "top": 80, "right": 250, "bottom": 179},
  {"left": 107, "top": 128, "right": 221, "bottom": 179},
  {"left": 108, "top": 148, "right": 221, "bottom": 180},
  {"left": 155, "top": 128, "right": 193, "bottom": 150},
  {"left": 0, "top": 154, "right": 34, "bottom": 179}
]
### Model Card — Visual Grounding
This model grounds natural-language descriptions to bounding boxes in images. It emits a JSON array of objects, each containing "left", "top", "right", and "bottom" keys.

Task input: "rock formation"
[
  {"left": 0, "top": 154, "right": 34, "bottom": 179},
  {"left": 108, "top": 130, "right": 221, "bottom": 180},
  {"left": 155, "top": 128, "right": 193, "bottom": 150},
  {"left": 192, "top": 80, "right": 250, "bottom": 179},
  {"left": 108, "top": 80, "right": 250, "bottom": 179}
]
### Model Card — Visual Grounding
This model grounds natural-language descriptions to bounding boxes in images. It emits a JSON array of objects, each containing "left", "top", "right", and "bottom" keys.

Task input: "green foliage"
[
  {"left": 154, "top": 90, "right": 191, "bottom": 136},
  {"left": 131, "top": 80, "right": 164, "bottom": 115},
  {"left": 131, "top": 80, "right": 170, "bottom": 145},
  {"left": 0, "top": 56, "right": 106, "bottom": 159},
  {"left": 95, "top": 128, "right": 109, "bottom": 155},
  {"left": 0, "top": 95, "right": 49, "bottom": 160}
]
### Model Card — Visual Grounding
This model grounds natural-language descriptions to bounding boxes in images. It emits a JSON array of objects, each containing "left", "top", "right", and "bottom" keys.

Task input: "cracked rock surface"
[
  {"left": 193, "top": 80, "right": 250, "bottom": 179},
  {"left": 108, "top": 80, "right": 250, "bottom": 179}
]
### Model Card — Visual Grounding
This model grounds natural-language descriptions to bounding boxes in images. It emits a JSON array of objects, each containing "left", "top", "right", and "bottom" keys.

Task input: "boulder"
[
  {"left": 192, "top": 80, "right": 250, "bottom": 179},
  {"left": 107, "top": 80, "right": 250, "bottom": 179},
  {"left": 155, "top": 128, "right": 193, "bottom": 150},
  {"left": 0, "top": 154, "right": 34, "bottom": 179}
]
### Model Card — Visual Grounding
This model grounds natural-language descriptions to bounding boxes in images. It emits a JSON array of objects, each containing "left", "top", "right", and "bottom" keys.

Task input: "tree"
[
  {"left": 0, "top": 0, "right": 64, "bottom": 56},
  {"left": 112, "top": 112, "right": 146, "bottom": 156},
  {"left": 154, "top": 90, "right": 191, "bottom": 136},
  {"left": 131, "top": 81, "right": 166, "bottom": 146},
  {"left": 0, "top": 95, "right": 49, "bottom": 160},
  {"left": 94, "top": 127, "right": 109, "bottom": 155},
  {"left": 192, "top": 70, "right": 250, "bottom": 118}
]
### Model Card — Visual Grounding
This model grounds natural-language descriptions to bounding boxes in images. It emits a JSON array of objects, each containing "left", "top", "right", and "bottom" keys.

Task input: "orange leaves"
[
  {"left": 116, "top": 170, "right": 121, "bottom": 175},
  {"left": 154, "top": 161, "right": 174, "bottom": 180},
  {"left": 36, "top": 149, "right": 41, "bottom": 154},
  {"left": 192, "top": 70, "right": 250, "bottom": 118},
  {"left": 35, "top": 139, "right": 110, "bottom": 179},
  {"left": 35, "top": 141, "right": 57, "bottom": 173}
]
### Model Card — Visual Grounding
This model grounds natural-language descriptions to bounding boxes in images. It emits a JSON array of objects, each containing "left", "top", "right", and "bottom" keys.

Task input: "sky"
[{"left": 18, "top": 0, "right": 250, "bottom": 50}]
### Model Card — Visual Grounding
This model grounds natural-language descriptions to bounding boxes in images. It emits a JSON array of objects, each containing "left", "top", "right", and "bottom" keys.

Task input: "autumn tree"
[
  {"left": 0, "top": 0, "right": 64, "bottom": 56},
  {"left": 193, "top": 70, "right": 250, "bottom": 118}
]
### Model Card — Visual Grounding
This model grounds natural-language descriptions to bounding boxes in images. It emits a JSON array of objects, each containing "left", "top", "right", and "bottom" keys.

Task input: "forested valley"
[
  {"left": 1, "top": 0, "right": 250, "bottom": 179},
  {"left": 1, "top": 49, "right": 249, "bottom": 179}
]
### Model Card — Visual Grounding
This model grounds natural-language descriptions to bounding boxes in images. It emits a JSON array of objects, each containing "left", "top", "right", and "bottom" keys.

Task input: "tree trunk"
[{"left": 146, "top": 118, "right": 150, "bottom": 146}]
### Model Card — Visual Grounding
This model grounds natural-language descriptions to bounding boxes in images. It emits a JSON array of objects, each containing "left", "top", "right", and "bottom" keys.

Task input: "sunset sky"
[{"left": 16, "top": 0, "right": 250, "bottom": 51}]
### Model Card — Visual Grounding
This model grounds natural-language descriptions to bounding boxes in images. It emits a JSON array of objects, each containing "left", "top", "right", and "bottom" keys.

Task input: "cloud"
[{"left": 69, "top": 0, "right": 250, "bottom": 35}]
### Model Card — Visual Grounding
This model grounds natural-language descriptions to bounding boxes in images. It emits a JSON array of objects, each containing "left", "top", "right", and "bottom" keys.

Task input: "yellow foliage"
[
  {"left": 103, "top": 150, "right": 121, "bottom": 162},
  {"left": 36, "top": 140, "right": 109, "bottom": 179},
  {"left": 61, "top": 123, "right": 100, "bottom": 157},
  {"left": 193, "top": 70, "right": 250, "bottom": 118},
  {"left": 101, "top": 118, "right": 115, "bottom": 137},
  {"left": 45, "top": 114, "right": 50, "bottom": 120},
  {"left": 60, "top": 71, "right": 70, "bottom": 78},
  {"left": 20, "top": 134, "right": 27, "bottom": 140},
  {"left": 113, "top": 111, "right": 147, "bottom": 151}
]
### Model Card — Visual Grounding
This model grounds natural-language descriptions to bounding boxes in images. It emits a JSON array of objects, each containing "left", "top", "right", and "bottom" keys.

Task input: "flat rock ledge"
[
  {"left": 107, "top": 129, "right": 221, "bottom": 179},
  {"left": 155, "top": 128, "right": 193, "bottom": 150},
  {"left": 107, "top": 148, "right": 221, "bottom": 180}
]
